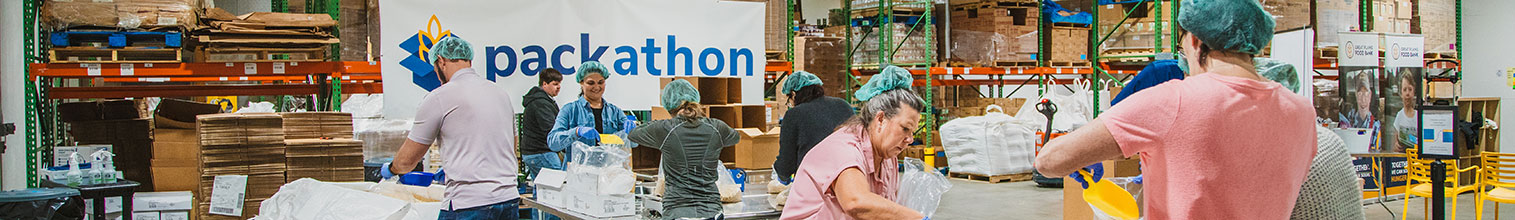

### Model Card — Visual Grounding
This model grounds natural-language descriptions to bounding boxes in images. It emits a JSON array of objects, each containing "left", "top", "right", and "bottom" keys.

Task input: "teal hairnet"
[
  {"left": 576, "top": 61, "right": 610, "bottom": 83},
  {"left": 428, "top": 36, "right": 474, "bottom": 63},
  {"left": 853, "top": 66, "right": 914, "bottom": 102},
  {"left": 1178, "top": 0, "right": 1275, "bottom": 55},
  {"left": 1254, "top": 58, "right": 1300, "bottom": 92},
  {"left": 781, "top": 71, "right": 824, "bottom": 95},
  {"left": 661, "top": 79, "right": 700, "bottom": 111}
]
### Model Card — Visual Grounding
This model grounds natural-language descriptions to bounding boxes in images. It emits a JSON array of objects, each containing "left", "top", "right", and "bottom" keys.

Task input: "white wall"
[
  {"left": 3, "top": 0, "right": 27, "bottom": 190},
  {"left": 1461, "top": 0, "right": 1514, "bottom": 152}
]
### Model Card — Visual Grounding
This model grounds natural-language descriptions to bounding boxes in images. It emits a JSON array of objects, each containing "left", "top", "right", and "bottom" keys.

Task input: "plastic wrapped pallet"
[
  {"left": 1315, "top": 0, "right": 1360, "bottom": 47},
  {"left": 1420, "top": 0, "right": 1457, "bottom": 52},
  {"left": 939, "top": 105, "right": 1038, "bottom": 176},
  {"left": 41, "top": 0, "right": 197, "bottom": 31}
]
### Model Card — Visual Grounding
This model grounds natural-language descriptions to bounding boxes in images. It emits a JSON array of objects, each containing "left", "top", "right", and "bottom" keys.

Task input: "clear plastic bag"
[
  {"left": 1089, "top": 176, "right": 1144, "bottom": 220},
  {"left": 896, "top": 158, "right": 952, "bottom": 218},
  {"left": 717, "top": 163, "right": 742, "bottom": 203},
  {"left": 568, "top": 142, "right": 635, "bottom": 195}
]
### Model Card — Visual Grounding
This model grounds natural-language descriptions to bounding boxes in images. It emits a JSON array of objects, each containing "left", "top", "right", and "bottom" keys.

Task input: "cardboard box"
[
  {"left": 733, "top": 128, "right": 780, "bottom": 169},
  {"left": 1063, "top": 160, "right": 1143, "bottom": 219},
  {"left": 567, "top": 192, "right": 636, "bottom": 218},
  {"left": 155, "top": 99, "right": 221, "bottom": 129},
  {"left": 534, "top": 168, "right": 569, "bottom": 207},
  {"left": 1050, "top": 27, "right": 1090, "bottom": 63},
  {"left": 135, "top": 191, "right": 194, "bottom": 211},
  {"left": 152, "top": 159, "right": 199, "bottom": 192},
  {"left": 53, "top": 145, "right": 113, "bottom": 166},
  {"left": 154, "top": 129, "right": 199, "bottom": 160}
]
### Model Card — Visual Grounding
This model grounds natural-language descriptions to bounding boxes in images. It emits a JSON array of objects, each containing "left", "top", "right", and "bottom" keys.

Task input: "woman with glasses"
[
  {"left": 548, "top": 61, "right": 636, "bottom": 162},
  {"left": 780, "top": 66, "right": 927, "bottom": 220}
]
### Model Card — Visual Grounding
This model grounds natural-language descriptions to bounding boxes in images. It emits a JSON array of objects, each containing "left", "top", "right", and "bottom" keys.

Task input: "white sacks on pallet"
[{"left": 940, "top": 105, "right": 1039, "bottom": 176}]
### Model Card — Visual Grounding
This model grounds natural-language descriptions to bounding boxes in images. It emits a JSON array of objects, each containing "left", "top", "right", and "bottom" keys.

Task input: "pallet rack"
[{"left": 20, "top": 0, "right": 370, "bottom": 187}]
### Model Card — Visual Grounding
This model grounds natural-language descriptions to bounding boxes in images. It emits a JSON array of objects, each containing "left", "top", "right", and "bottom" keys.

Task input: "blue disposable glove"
[
  {"left": 433, "top": 169, "right": 446, "bottom": 184},
  {"left": 380, "top": 162, "right": 397, "bottom": 180},
  {"left": 574, "top": 127, "right": 600, "bottom": 143},
  {"left": 1068, "top": 163, "right": 1104, "bottom": 189},
  {"left": 1132, "top": 174, "right": 1143, "bottom": 185},
  {"left": 624, "top": 115, "right": 639, "bottom": 132}
]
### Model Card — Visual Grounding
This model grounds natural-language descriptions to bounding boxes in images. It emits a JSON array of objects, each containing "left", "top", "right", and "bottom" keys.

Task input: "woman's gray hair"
[{"left": 846, "top": 89, "right": 926, "bottom": 129}]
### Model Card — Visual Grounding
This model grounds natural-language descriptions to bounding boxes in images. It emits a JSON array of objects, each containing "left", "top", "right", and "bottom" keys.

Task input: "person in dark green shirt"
[{"left": 629, "top": 79, "right": 741, "bottom": 220}]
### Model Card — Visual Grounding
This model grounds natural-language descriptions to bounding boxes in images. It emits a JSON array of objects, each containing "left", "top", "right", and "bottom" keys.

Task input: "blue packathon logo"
[{"left": 401, "top": 15, "right": 758, "bottom": 91}]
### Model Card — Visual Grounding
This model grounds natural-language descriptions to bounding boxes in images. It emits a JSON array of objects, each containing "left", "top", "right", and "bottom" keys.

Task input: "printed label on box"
[{"left": 209, "top": 175, "right": 248, "bottom": 216}]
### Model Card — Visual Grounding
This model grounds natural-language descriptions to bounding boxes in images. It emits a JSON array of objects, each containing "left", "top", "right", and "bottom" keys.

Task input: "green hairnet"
[
  {"left": 853, "top": 66, "right": 914, "bottom": 102},
  {"left": 661, "top": 79, "right": 700, "bottom": 111},
  {"left": 781, "top": 71, "right": 824, "bottom": 95},
  {"left": 1254, "top": 58, "right": 1300, "bottom": 92},
  {"left": 576, "top": 61, "right": 610, "bottom": 83},
  {"left": 428, "top": 36, "right": 474, "bottom": 63},
  {"left": 1178, "top": 0, "right": 1275, "bottom": 55}
]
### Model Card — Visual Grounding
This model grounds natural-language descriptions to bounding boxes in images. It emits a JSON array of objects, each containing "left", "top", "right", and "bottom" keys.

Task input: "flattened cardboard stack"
[
  {"left": 284, "top": 139, "right": 365, "bottom": 182},
  {"left": 195, "top": 113, "right": 285, "bottom": 219},
  {"left": 949, "top": 1, "right": 1040, "bottom": 66},
  {"left": 279, "top": 112, "right": 355, "bottom": 139},
  {"left": 192, "top": 9, "right": 339, "bottom": 62}
]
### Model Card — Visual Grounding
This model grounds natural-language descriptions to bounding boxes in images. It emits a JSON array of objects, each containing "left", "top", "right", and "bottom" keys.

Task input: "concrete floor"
[{"left": 934, "top": 179, "right": 1515, "bottom": 220}]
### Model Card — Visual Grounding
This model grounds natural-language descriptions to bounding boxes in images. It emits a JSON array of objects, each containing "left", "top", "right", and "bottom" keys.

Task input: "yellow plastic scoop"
[
  {"left": 599, "top": 134, "right": 625, "bottom": 145},
  {"left": 1080, "top": 170, "right": 1139, "bottom": 220}
]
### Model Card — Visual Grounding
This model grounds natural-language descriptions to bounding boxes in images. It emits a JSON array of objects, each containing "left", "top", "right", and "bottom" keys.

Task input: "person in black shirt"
[
  {"left": 520, "top": 68, "right": 563, "bottom": 178},
  {"left": 772, "top": 71, "right": 855, "bottom": 183}
]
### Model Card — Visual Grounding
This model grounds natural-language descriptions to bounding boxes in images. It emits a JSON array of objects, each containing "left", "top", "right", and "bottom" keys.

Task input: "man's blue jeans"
[
  {"left": 438, "top": 199, "right": 519, "bottom": 220},
  {"left": 522, "top": 152, "right": 564, "bottom": 179}
]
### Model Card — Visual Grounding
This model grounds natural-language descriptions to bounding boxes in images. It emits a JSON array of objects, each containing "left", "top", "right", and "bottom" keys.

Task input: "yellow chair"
[
  {"left": 1403, "top": 155, "right": 1481, "bottom": 220},
  {"left": 1478, "top": 152, "right": 1515, "bottom": 220}
]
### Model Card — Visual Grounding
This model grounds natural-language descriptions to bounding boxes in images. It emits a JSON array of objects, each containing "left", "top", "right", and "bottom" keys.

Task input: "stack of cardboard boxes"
[
  {"left": 279, "top": 112, "right": 356, "bottom": 140},
  {"left": 794, "top": 36, "right": 851, "bottom": 99},
  {"left": 1370, "top": 0, "right": 1415, "bottom": 34},
  {"left": 193, "top": 9, "right": 339, "bottom": 62},
  {"left": 1049, "top": 25, "right": 1090, "bottom": 67},
  {"left": 196, "top": 113, "right": 287, "bottom": 219},
  {"left": 284, "top": 139, "right": 365, "bottom": 182},
  {"left": 152, "top": 98, "right": 221, "bottom": 192},
  {"left": 948, "top": 0, "right": 1040, "bottom": 66},
  {"left": 643, "top": 77, "right": 781, "bottom": 170},
  {"left": 61, "top": 99, "right": 156, "bottom": 191},
  {"left": 1420, "top": 0, "right": 1457, "bottom": 53}
]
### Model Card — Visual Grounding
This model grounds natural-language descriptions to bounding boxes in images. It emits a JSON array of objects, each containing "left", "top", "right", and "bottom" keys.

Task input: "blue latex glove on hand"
[
  {"left": 624, "top": 115, "right": 638, "bottom": 132},
  {"left": 380, "top": 162, "right": 397, "bottom": 180},
  {"left": 1132, "top": 174, "right": 1143, "bottom": 185},
  {"left": 1068, "top": 163, "right": 1104, "bottom": 189},
  {"left": 433, "top": 169, "right": 446, "bottom": 184},
  {"left": 574, "top": 127, "right": 600, "bottom": 143}
]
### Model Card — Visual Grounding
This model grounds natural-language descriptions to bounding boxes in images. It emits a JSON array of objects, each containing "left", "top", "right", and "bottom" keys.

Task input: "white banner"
[
  {"left": 1384, "top": 34, "right": 1424, "bottom": 68},
  {"left": 380, "top": 0, "right": 765, "bottom": 118},
  {"left": 1338, "top": 32, "right": 1380, "bottom": 67}
]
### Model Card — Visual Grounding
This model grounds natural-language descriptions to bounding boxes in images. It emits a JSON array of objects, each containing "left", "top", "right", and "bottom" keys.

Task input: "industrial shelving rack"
[
  {"left": 20, "top": 0, "right": 379, "bottom": 187},
  {"left": 841, "top": 0, "right": 941, "bottom": 146}
]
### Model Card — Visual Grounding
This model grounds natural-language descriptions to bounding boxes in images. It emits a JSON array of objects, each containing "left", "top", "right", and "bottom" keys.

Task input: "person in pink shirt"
[
  {"left": 1034, "top": 0, "right": 1317, "bottom": 219},
  {"left": 781, "top": 66, "right": 928, "bottom": 220}
]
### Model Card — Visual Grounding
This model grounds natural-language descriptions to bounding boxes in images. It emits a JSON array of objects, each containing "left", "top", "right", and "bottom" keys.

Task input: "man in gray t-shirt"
[{"left": 384, "top": 36, "right": 520, "bottom": 219}]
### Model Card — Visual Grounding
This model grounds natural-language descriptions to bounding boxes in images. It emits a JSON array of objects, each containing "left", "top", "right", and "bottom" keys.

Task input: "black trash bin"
[{"left": 0, "top": 188, "right": 85, "bottom": 220}]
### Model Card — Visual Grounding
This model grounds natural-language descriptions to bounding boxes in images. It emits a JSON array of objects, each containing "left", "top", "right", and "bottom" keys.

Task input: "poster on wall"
[
  {"left": 379, "top": 0, "right": 766, "bottom": 118},
  {"left": 1336, "top": 32, "right": 1384, "bottom": 153},
  {"left": 1383, "top": 34, "right": 1424, "bottom": 153}
]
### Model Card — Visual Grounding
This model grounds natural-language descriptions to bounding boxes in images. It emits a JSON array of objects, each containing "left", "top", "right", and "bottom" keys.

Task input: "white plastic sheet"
[
  {"left": 940, "top": 105, "right": 1039, "bottom": 176},
  {"left": 896, "top": 158, "right": 952, "bottom": 218},
  {"left": 254, "top": 178, "right": 442, "bottom": 220}
]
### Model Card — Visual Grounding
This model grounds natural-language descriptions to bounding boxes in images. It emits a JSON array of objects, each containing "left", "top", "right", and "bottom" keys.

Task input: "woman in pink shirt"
[
  {"left": 780, "top": 66, "right": 928, "bottom": 220},
  {"left": 1034, "top": 0, "right": 1318, "bottom": 219}
]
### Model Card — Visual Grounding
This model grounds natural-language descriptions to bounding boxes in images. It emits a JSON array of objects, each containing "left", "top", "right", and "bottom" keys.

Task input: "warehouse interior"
[{"left": 0, "top": 0, "right": 1510, "bottom": 219}]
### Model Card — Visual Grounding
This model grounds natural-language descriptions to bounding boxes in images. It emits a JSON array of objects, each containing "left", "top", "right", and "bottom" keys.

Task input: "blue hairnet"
[
  {"left": 1254, "top": 58, "right": 1300, "bottom": 92},
  {"left": 853, "top": 66, "right": 914, "bottom": 102},
  {"left": 428, "top": 36, "right": 474, "bottom": 63},
  {"left": 661, "top": 79, "right": 700, "bottom": 111},
  {"left": 781, "top": 71, "right": 824, "bottom": 95},
  {"left": 576, "top": 61, "right": 610, "bottom": 83},
  {"left": 1178, "top": 0, "right": 1275, "bottom": 55}
]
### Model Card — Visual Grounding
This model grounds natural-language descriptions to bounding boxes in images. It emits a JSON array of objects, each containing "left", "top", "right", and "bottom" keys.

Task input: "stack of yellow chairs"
[
  {"left": 1479, "top": 152, "right": 1515, "bottom": 220},
  {"left": 1403, "top": 148, "right": 1481, "bottom": 220}
]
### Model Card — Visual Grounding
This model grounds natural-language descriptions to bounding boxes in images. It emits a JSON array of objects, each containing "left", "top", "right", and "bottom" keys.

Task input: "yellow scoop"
[
  {"left": 1080, "top": 170, "right": 1139, "bottom": 220},
  {"left": 599, "top": 134, "right": 625, "bottom": 145}
]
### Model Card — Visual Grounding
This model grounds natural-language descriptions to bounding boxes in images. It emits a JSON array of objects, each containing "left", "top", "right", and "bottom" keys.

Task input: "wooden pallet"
[
  {"left": 1049, "top": 61, "right": 1091, "bottom": 68},
  {"left": 48, "top": 47, "right": 182, "bottom": 63},
  {"left": 953, "top": 0, "right": 1037, "bottom": 10},
  {"left": 198, "top": 47, "right": 328, "bottom": 62},
  {"left": 1424, "top": 52, "right": 1458, "bottom": 60},
  {"left": 852, "top": 6, "right": 930, "bottom": 17},
  {"left": 1101, "top": 48, "right": 1156, "bottom": 63},
  {"left": 766, "top": 50, "right": 787, "bottom": 62},
  {"left": 949, "top": 172, "right": 1033, "bottom": 183},
  {"left": 1051, "top": 22, "right": 1092, "bottom": 28},
  {"left": 993, "top": 60, "right": 1039, "bottom": 67},
  {"left": 1316, "top": 46, "right": 1339, "bottom": 60}
]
